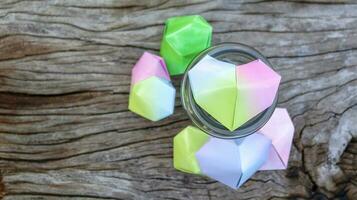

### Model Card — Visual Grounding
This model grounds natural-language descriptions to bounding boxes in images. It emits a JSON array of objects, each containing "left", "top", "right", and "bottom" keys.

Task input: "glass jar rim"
[{"left": 180, "top": 43, "right": 278, "bottom": 139}]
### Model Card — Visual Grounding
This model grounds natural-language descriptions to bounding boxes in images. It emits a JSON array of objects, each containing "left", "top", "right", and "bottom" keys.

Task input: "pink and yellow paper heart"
[
  {"left": 188, "top": 55, "right": 281, "bottom": 131},
  {"left": 129, "top": 52, "right": 175, "bottom": 121}
]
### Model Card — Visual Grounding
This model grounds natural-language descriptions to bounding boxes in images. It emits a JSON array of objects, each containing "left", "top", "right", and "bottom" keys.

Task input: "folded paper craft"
[
  {"left": 129, "top": 77, "right": 175, "bottom": 121},
  {"left": 188, "top": 56, "right": 281, "bottom": 131},
  {"left": 160, "top": 15, "right": 212, "bottom": 75},
  {"left": 195, "top": 134, "right": 271, "bottom": 189},
  {"left": 188, "top": 55, "right": 237, "bottom": 130},
  {"left": 131, "top": 52, "right": 170, "bottom": 85},
  {"left": 128, "top": 52, "right": 175, "bottom": 121},
  {"left": 173, "top": 126, "right": 209, "bottom": 174},
  {"left": 234, "top": 59, "right": 281, "bottom": 129},
  {"left": 259, "top": 108, "right": 295, "bottom": 170},
  {"left": 172, "top": 108, "right": 295, "bottom": 188},
  {"left": 128, "top": 15, "right": 295, "bottom": 190}
]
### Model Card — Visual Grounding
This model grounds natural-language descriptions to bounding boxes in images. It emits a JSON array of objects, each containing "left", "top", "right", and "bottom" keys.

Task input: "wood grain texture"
[{"left": 0, "top": 0, "right": 356, "bottom": 199}]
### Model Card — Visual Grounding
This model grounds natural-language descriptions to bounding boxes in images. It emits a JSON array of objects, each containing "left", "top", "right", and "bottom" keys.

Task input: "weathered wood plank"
[{"left": 0, "top": 0, "right": 356, "bottom": 199}]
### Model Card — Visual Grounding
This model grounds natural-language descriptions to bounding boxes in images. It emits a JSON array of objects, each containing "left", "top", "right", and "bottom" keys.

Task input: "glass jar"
[{"left": 181, "top": 43, "right": 278, "bottom": 139}]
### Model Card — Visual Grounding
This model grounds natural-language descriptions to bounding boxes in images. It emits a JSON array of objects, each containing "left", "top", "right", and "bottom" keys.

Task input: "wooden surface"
[{"left": 0, "top": 0, "right": 356, "bottom": 199}]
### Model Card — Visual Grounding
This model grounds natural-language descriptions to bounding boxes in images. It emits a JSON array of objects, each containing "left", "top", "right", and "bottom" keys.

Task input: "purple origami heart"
[
  {"left": 195, "top": 133, "right": 271, "bottom": 189},
  {"left": 131, "top": 52, "right": 170, "bottom": 85},
  {"left": 259, "top": 108, "right": 295, "bottom": 170}
]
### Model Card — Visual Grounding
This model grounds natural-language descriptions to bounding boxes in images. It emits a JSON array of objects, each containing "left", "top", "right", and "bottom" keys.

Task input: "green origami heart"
[
  {"left": 160, "top": 15, "right": 212, "bottom": 75},
  {"left": 173, "top": 126, "right": 209, "bottom": 174}
]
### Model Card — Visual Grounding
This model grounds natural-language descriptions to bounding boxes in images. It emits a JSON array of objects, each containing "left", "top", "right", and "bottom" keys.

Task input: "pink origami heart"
[
  {"left": 131, "top": 52, "right": 170, "bottom": 85},
  {"left": 259, "top": 108, "right": 295, "bottom": 170},
  {"left": 234, "top": 59, "right": 281, "bottom": 129}
]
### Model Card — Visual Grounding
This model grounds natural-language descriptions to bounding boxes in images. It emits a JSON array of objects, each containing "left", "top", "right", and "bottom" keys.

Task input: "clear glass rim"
[{"left": 180, "top": 42, "right": 278, "bottom": 139}]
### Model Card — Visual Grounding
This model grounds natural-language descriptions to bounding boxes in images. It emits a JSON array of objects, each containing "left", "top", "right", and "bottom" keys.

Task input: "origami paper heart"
[
  {"left": 188, "top": 56, "right": 281, "bottom": 131},
  {"left": 128, "top": 76, "right": 175, "bottom": 121},
  {"left": 234, "top": 59, "right": 281, "bottom": 129},
  {"left": 173, "top": 126, "right": 209, "bottom": 174},
  {"left": 259, "top": 108, "right": 295, "bottom": 170},
  {"left": 188, "top": 55, "right": 237, "bottom": 130},
  {"left": 195, "top": 133, "right": 271, "bottom": 189},
  {"left": 131, "top": 52, "right": 170, "bottom": 85},
  {"left": 160, "top": 15, "right": 212, "bottom": 75}
]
